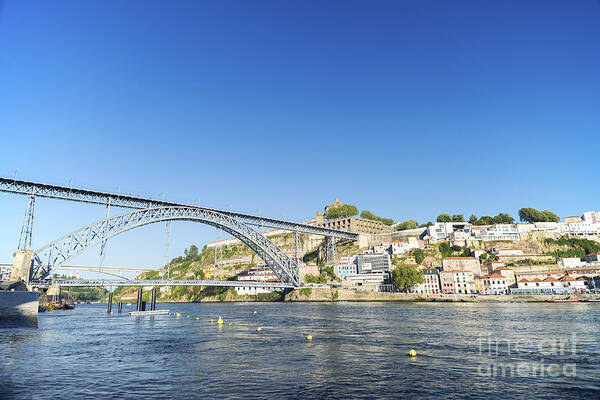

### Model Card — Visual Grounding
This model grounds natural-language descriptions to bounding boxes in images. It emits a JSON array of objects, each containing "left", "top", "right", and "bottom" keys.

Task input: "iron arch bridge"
[{"left": 31, "top": 206, "right": 302, "bottom": 286}]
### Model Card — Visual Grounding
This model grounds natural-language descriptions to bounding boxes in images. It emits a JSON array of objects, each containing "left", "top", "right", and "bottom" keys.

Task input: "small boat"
[
  {"left": 546, "top": 299, "right": 581, "bottom": 303},
  {"left": 47, "top": 302, "right": 62, "bottom": 310}
]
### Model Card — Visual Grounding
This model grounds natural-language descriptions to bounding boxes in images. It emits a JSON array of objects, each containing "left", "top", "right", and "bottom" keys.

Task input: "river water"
[{"left": 1, "top": 302, "right": 599, "bottom": 399}]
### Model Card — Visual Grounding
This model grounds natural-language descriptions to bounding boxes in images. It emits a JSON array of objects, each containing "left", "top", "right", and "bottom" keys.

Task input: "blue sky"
[{"left": 1, "top": 1, "right": 599, "bottom": 273}]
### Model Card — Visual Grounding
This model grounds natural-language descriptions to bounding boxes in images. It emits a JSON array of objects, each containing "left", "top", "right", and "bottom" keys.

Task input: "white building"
[
  {"left": 452, "top": 270, "right": 474, "bottom": 294},
  {"left": 483, "top": 273, "right": 508, "bottom": 294},
  {"left": 490, "top": 248, "right": 524, "bottom": 256},
  {"left": 0, "top": 265, "right": 11, "bottom": 281},
  {"left": 559, "top": 222, "right": 600, "bottom": 237},
  {"left": 426, "top": 222, "right": 471, "bottom": 242},
  {"left": 391, "top": 238, "right": 420, "bottom": 254},
  {"left": 583, "top": 211, "right": 600, "bottom": 224},
  {"left": 343, "top": 272, "right": 389, "bottom": 288},
  {"left": 482, "top": 225, "right": 520, "bottom": 241},
  {"left": 558, "top": 257, "right": 584, "bottom": 269},
  {"left": 235, "top": 267, "right": 284, "bottom": 296}
]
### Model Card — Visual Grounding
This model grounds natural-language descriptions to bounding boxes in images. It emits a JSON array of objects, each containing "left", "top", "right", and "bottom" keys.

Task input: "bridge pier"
[
  {"left": 107, "top": 292, "right": 113, "bottom": 314},
  {"left": 151, "top": 288, "right": 157, "bottom": 311},
  {"left": 325, "top": 237, "right": 337, "bottom": 265},
  {"left": 11, "top": 249, "right": 34, "bottom": 283},
  {"left": 136, "top": 288, "right": 146, "bottom": 311}
]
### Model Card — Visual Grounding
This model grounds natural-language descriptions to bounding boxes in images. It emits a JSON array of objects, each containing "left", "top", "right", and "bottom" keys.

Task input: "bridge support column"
[
  {"left": 325, "top": 237, "right": 337, "bottom": 265},
  {"left": 11, "top": 249, "right": 34, "bottom": 284},
  {"left": 107, "top": 292, "right": 113, "bottom": 314},
  {"left": 151, "top": 288, "right": 157, "bottom": 311}
]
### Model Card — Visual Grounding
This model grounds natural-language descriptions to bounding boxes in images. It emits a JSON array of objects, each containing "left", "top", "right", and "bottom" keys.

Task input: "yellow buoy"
[
  {"left": 217, "top": 317, "right": 223, "bottom": 325},
  {"left": 228, "top": 322, "right": 233, "bottom": 326},
  {"left": 408, "top": 349, "right": 417, "bottom": 357},
  {"left": 257, "top": 327, "right": 262, "bottom": 332},
  {"left": 195, "top": 317, "right": 200, "bottom": 320},
  {"left": 176, "top": 313, "right": 181, "bottom": 317},
  {"left": 306, "top": 335, "right": 313, "bottom": 340},
  {"left": 210, "top": 319, "right": 214, "bottom": 323}
]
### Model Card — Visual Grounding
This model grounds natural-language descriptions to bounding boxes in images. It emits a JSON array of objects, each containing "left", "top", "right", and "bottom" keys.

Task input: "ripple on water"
[{"left": 1, "top": 302, "right": 599, "bottom": 399}]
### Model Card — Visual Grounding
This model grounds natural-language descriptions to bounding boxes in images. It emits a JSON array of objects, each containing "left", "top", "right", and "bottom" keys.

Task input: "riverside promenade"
[{"left": 284, "top": 288, "right": 600, "bottom": 302}]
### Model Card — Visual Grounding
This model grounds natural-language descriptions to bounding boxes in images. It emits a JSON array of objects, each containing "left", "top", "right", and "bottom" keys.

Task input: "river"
[{"left": 1, "top": 302, "right": 599, "bottom": 399}]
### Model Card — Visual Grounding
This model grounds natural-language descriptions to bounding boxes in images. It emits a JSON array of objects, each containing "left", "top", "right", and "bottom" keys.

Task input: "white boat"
[{"left": 128, "top": 310, "right": 170, "bottom": 316}]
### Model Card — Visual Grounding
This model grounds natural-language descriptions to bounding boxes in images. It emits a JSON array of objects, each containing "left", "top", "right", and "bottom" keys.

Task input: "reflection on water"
[{"left": 1, "top": 302, "right": 599, "bottom": 399}]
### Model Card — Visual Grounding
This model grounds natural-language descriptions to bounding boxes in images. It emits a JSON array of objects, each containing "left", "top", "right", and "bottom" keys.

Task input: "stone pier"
[{"left": 11, "top": 249, "right": 34, "bottom": 284}]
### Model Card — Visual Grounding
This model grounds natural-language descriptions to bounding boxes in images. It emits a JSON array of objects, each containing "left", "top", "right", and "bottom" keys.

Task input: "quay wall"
[
  {"left": 0, "top": 291, "right": 39, "bottom": 323},
  {"left": 284, "top": 288, "right": 600, "bottom": 303}
]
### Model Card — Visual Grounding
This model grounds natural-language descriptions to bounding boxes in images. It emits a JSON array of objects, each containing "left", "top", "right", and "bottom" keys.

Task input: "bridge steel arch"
[{"left": 30, "top": 207, "right": 301, "bottom": 286}]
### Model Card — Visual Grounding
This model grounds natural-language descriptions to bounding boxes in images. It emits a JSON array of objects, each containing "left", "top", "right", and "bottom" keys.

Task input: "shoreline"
[{"left": 107, "top": 289, "right": 600, "bottom": 304}]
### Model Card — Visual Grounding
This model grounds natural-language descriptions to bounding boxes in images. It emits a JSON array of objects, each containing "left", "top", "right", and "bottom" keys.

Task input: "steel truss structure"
[
  {"left": 18, "top": 195, "right": 36, "bottom": 250},
  {"left": 0, "top": 177, "right": 358, "bottom": 240},
  {"left": 31, "top": 206, "right": 303, "bottom": 286},
  {"left": 30, "top": 279, "right": 296, "bottom": 289}
]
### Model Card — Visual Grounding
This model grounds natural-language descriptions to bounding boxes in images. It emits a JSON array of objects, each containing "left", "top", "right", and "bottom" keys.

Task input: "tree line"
[
  {"left": 325, "top": 204, "right": 394, "bottom": 226},
  {"left": 395, "top": 207, "right": 561, "bottom": 230}
]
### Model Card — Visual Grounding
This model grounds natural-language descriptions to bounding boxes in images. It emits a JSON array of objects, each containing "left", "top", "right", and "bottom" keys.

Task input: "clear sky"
[{"left": 1, "top": 1, "right": 599, "bottom": 273}]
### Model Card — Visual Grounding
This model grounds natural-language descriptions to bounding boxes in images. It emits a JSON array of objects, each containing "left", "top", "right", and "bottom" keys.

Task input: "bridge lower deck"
[{"left": 31, "top": 279, "right": 297, "bottom": 289}]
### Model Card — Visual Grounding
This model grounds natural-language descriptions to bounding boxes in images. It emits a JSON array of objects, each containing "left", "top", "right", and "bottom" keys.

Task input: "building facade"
[
  {"left": 483, "top": 273, "right": 508, "bottom": 294},
  {"left": 357, "top": 253, "right": 391, "bottom": 274},
  {"left": 412, "top": 268, "right": 440, "bottom": 294},
  {"left": 317, "top": 216, "right": 393, "bottom": 235},
  {"left": 334, "top": 256, "right": 358, "bottom": 279},
  {"left": 439, "top": 270, "right": 456, "bottom": 294}
]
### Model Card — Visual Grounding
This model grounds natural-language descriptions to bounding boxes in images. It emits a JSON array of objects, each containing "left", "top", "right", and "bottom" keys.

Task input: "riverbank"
[{"left": 284, "top": 288, "right": 600, "bottom": 302}]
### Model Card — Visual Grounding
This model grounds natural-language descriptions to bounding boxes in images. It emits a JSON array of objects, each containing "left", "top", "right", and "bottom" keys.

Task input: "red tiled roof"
[
  {"left": 488, "top": 273, "right": 505, "bottom": 279},
  {"left": 559, "top": 275, "right": 575, "bottom": 281},
  {"left": 543, "top": 277, "right": 559, "bottom": 282},
  {"left": 518, "top": 278, "right": 529, "bottom": 283}
]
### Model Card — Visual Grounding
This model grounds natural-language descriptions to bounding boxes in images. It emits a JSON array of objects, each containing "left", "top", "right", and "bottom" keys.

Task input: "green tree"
[
  {"left": 541, "top": 210, "right": 560, "bottom": 222},
  {"left": 184, "top": 245, "right": 198, "bottom": 260},
  {"left": 469, "top": 214, "right": 478, "bottom": 225},
  {"left": 413, "top": 249, "right": 425, "bottom": 264},
  {"left": 439, "top": 242, "right": 452, "bottom": 258},
  {"left": 360, "top": 210, "right": 394, "bottom": 226},
  {"left": 518, "top": 208, "right": 559, "bottom": 223},
  {"left": 477, "top": 216, "right": 494, "bottom": 225},
  {"left": 392, "top": 265, "right": 424, "bottom": 292},
  {"left": 419, "top": 221, "right": 433, "bottom": 228},
  {"left": 326, "top": 204, "right": 359, "bottom": 219},
  {"left": 437, "top": 214, "right": 452, "bottom": 223},
  {"left": 450, "top": 245, "right": 462, "bottom": 253},
  {"left": 493, "top": 213, "right": 515, "bottom": 224},
  {"left": 396, "top": 220, "right": 419, "bottom": 231},
  {"left": 360, "top": 210, "right": 377, "bottom": 220},
  {"left": 452, "top": 214, "right": 464, "bottom": 222}
]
